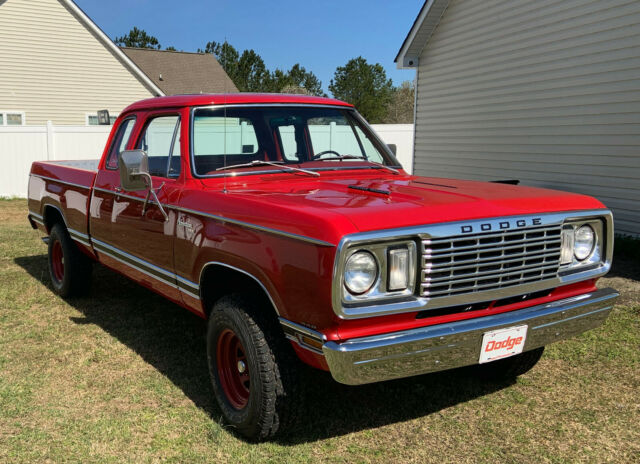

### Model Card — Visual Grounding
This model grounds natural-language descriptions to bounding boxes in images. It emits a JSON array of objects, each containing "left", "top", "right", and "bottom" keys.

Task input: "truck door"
[{"left": 90, "top": 112, "right": 183, "bottom": 304}]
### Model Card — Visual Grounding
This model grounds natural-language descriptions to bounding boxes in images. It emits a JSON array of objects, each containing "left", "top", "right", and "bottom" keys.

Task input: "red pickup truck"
[{"left": 28, "top": 94, "right": 618, "bottom": 440}]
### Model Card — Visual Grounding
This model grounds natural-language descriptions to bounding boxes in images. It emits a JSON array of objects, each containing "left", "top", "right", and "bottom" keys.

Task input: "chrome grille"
[{"left": 421, "top": 224, "right": 562, "bottom": 298}]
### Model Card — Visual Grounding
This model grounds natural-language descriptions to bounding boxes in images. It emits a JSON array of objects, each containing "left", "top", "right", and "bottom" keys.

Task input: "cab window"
[{"left": 137, "top": 115, "right": 181, "bottom": 178}]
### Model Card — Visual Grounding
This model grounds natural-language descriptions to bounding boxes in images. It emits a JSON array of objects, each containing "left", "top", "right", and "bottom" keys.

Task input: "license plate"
[{"left": 479, "top": 325, "right": 528, "bottom": 364}]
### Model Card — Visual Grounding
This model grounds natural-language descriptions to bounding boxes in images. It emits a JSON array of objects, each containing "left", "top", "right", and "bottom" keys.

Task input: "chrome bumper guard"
[{"left": 323, "top": 288, "right": 619, "bottom": 385}]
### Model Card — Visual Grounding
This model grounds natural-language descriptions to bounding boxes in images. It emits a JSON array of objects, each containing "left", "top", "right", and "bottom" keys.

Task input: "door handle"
[{"left": 178, "top": 215, "right": 193, "bottom": 230}]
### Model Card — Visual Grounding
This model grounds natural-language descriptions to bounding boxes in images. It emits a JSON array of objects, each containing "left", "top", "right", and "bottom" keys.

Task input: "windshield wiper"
[
  {"left": 215, "top": 160, "right": 319, "bottom": 177},
  {"left": 314, "top": 154, "right": 400, "bottom": 175}
]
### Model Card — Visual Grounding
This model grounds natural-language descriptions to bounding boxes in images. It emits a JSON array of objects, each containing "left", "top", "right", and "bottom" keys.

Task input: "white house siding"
[
  {"left": 0, "top": 0, "right": 156, "bottom": 125},
  {"left": 413, "top": 0, "right": 640, "bottom": 236}
]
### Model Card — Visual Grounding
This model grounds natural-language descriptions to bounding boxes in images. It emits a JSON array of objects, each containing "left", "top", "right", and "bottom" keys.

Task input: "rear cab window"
[{"left": 105, "top": 117, "right": 136, "bottom": 169}]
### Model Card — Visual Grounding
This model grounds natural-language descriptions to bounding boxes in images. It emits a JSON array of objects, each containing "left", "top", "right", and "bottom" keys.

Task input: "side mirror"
[
  {"left": 387, "top": 144, "right": 397, "bottom": 155},
  {"left": 118, "top": 149, "right": 149, "bottom": 191},
  {"left": 117, "top": 149, "right": 169, "bottom": 222}
]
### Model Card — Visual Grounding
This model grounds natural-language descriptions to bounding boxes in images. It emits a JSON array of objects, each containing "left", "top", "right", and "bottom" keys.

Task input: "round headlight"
[
  {"left": 574, "top": 224, "right": 595, "bottom": 261},
  {"left": 344, "top": 251, "right": 377, "bottom": 294}
]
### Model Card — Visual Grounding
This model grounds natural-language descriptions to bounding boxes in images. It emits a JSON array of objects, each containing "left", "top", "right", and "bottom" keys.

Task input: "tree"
[
  {"left": 329, "top": 57, "right": 394, "bottom": 123},
  {"left": 269, "top": 64, "right": 324, "bottom": 96},
  {"left": 237, "top": 49, "right": 272, "bottom": 92},
  {"left": 384, "top": 81, "right": 415, "bottom": 124},
  {"left": 200, "top": 41, "right": 271, "bottom": 92},
  {"left": 114, "top": 27, "right": 161, "bottom": 49},
  {"left": 165, "top": 46, "right": 177, "bottom": 51},
  {"left": 199, "top": 40, "right": 240, "bottom": 84},
  {"left": 282, "top": 64, "right": 324, "bottom": 96},
  {"left": 200, "top": 40, "right": 325, "bottom": 95}
]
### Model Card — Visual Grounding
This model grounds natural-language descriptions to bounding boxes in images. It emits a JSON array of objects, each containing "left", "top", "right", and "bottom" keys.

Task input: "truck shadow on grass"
[{"left": 16, "top": 254, "right": 517, "bottom": 444}]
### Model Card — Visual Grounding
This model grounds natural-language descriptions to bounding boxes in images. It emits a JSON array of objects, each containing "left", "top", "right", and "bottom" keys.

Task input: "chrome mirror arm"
[{"left": 139, "top": 173, "right": 169, "bottom": 222}]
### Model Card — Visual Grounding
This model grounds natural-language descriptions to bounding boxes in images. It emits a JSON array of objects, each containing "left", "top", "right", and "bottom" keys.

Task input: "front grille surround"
[{"left": 331, "top": 210, "right": 613, "bottom": 320}]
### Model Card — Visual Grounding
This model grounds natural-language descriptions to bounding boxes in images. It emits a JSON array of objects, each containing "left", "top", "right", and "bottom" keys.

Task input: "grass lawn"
[{"left": 1, "top": 198, "right": 639, "bottom": 463}]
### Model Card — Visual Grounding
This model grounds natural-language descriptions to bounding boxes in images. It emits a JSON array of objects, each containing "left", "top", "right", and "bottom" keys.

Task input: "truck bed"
[{"left": 27, "top": 159, "right": 99, "bottom": 250}]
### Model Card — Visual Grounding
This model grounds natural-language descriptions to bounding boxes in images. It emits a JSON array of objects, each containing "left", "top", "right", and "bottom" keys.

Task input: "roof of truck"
[{"left": 122, "top": 93, "right": 353, "bottom": 112}]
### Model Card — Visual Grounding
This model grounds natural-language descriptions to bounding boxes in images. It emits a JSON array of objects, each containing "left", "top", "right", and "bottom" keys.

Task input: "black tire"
[
  {"left": 47, "top": 223, "right": 92, "bottom": 297},
  {"left": 475, "top": 346, "right": 545, "bottom": 380},
  {"left": 206, "top": 294, "right": 301, "bottom": 441}
]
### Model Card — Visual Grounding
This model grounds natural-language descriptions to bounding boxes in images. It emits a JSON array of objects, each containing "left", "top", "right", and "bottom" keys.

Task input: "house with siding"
[
  {"left": 396, "top": 0, "right": 640, "bottom": 236},
  {"left": 0, "top": 0, "right": 235, "bottom": 126}
]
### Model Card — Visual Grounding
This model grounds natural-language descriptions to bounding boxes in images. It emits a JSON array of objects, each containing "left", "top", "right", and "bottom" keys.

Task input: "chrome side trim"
[
  {"left": 93, "top": 187, "right": 160, "bottom": 206},
  {"left": 178, "top": 286, "right": 201, "bottom": 300},
  {"left": 332, "top": 209, "right": 614, "bottom": 319},
  {"left": 279, "top": 318, "right": 326, "bottom": 341},
  {"left": 279, "top": 318, "right": 326, "bottom": 354},
  {"left": 91, "top": 238, "right": 200, "bottom": 300},
  {"left": 323, "top": 288, "right": 619, "bottom": 385},
  {"left": 29, "top": 211, "right": 44, "bottom": 220},
  {"left": 67, "top": 228, "right": 89, "bottom": 240},
  {"left": 30, "top": 174, "right": 91, "bottom": 190},
  {"left": 176, "top": 274, "right": 199, "bottom": 291},
  {"left": 67, "top": 228, "right": 91, "bottom": 247},
  {"left": 92, "top": 188, "right": 333, "bottom": 247},
  {"left": 199, "top": 261, "right": 281, "bottom": 315},
  {"left": 92, "top": 238, "right": 179, "bottom": 289},
  {"left": 28, "top": 211, "right": 44, "bottom": 225},
  {"left": 93, "top": 238, "right": 174, "bottom": 279},
  {"left": 173, "top": 205, "right": 334, "bottom": 247}
]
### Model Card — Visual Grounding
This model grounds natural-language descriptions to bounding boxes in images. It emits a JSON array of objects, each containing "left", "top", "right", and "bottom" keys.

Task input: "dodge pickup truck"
[{"left": 28, "top": 94, "right": 619, "bottom": 440}]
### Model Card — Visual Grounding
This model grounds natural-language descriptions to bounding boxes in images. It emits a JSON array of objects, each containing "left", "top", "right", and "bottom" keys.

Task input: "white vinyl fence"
[
  {"left": 0, "top": 123, "right": 111, "bottom": 197},
  {"left": 0, "top": 123, "right": 413, "bottom": 197},
  {"left": 371, "top": 124, "right": 414, "bottom": 174}
]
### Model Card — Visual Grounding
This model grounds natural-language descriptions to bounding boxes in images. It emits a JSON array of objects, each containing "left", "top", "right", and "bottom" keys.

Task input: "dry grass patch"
[{"left": 1, "top": 199, "right": 639, "bottom": 463}]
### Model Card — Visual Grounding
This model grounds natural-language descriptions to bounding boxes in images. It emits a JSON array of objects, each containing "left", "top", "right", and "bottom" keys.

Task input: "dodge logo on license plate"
[{"left": 479, "top": 325, "right": 528, "bottom": 364}]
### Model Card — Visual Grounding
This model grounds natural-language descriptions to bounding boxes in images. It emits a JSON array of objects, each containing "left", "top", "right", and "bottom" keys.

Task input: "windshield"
[{"left": 191, "top": 106, "right": 400, "bottom": 177}]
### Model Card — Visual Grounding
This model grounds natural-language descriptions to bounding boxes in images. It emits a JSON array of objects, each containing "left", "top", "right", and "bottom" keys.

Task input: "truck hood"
[{"left": 201, "top": 173, "right": 606, "bottom": 235}]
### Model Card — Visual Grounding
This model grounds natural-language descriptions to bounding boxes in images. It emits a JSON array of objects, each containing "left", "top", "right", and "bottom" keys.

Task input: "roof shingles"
[{"left": 120, "top": 47, "right": 238, "bottom": 95}]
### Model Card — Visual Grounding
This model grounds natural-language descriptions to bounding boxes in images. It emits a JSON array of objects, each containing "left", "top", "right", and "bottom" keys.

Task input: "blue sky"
[{"left": 74, "top": 0, "right": 422, "bottom": 94}]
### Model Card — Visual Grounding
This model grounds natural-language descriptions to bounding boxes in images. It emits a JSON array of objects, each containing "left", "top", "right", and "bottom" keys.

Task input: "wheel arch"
[
  {"left": 199, "top": 262, "right": 281, "bottom": 320},
  {"left": 42, "top": 203, "right": 68, "bottom": 234}
]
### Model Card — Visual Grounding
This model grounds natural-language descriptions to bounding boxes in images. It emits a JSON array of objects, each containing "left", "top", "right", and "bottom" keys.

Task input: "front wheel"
[
  {"left": 474, "top": 346, "right": 545, "bottom": 380},
  {"left": 206, "top": 294, "right": 301, "bottom": 441}
]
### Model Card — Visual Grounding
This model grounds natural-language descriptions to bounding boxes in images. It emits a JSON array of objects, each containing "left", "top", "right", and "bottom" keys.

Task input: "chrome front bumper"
[{"left": 323, "top": 288, "right": 619, "bottom": 385}]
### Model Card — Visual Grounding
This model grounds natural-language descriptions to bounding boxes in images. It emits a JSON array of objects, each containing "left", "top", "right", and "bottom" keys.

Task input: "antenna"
[{"left": 223, "top": 36, "right": 228, "bottom": 194}]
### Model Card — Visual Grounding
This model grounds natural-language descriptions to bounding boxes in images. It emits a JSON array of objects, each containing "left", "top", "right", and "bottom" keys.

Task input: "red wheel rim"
[
  {"left": 216, "top": 329, "right": 250, "bottom": 409},
  {"left": 51, "top": 240, "right": 64, "bottom": 282}
]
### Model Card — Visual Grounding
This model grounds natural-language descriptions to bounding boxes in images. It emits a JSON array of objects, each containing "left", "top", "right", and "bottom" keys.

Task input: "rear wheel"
[
  {"left": 206, "top": 294, "right": 301, "bottom": 441},
  {"left": 47, "top": 223, "right": 92, "bottom": 297},
  {"left": 475, "top": 347, "right": 545, "bottom": 380}
]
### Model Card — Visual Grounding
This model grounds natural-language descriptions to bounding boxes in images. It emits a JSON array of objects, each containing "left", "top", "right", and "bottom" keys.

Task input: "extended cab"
[{"left": 27, "top": 94, "right": 619, "bottom": 440}]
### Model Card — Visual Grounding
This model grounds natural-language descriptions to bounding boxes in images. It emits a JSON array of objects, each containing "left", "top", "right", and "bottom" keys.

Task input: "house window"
[
  {"left": 86, "top": 113, "right": 117, "bottom": 125},
  {"left": 0, "top": 111, "right": 25, "bottom": 126}
]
